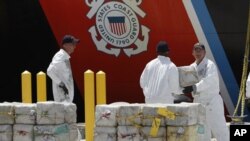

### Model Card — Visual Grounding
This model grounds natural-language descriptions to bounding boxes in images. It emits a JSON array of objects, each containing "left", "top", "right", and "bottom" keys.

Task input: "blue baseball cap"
[
  {"left": 62, "top": 35, "right": 80, "bottom": 45},
  {"left": 157, "top": 41, "right": 169, "bottom": 53}
]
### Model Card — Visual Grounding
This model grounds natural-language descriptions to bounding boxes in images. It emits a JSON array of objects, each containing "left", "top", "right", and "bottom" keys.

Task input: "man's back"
[{"left": 140, "top": 55, "right": 179, "bottom": 104}]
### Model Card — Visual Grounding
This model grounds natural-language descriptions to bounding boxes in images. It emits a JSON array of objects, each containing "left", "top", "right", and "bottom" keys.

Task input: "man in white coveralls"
[
  {"left": 47, "top": 34, "right": 80, "bottom": 102},
  {"left": 182, "top": 43, "right": 229, "bottom": 141},
  {"left": 140, "top": 41, "right": 181, "bottom": 104}
]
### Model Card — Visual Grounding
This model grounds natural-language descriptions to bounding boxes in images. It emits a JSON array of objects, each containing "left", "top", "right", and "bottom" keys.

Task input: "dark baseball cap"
[
  {"left": 193, "top": 43, "right": 205, "bottom": 50},
  {"left": 62, "top": 35, "right": 80, "bottom": 45},
  {"left": 156, "top": 41, "right": 170, "bottom": 53}
]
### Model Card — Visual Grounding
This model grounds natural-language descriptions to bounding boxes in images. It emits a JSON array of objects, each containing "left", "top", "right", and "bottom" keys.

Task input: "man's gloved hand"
[
  {"left": 182, "top": 86, "right": 193, "bottom": 94},
  {"left": 59, "top": 82, "right": 68, "bottom": 95}
]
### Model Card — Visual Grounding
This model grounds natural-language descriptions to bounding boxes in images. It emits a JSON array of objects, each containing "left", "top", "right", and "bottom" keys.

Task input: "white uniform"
[
  {"left": 140, "top": 56, "right": 180, "bottom": 104},
  {"left": 191, "top": 57, "right": 229, "bottom": 141},
  {"left": 47, "top": 49, "right": 74, "bottom": 102},
  {"left": 246, "top": 73, "right": 250, "bottom": 98}
]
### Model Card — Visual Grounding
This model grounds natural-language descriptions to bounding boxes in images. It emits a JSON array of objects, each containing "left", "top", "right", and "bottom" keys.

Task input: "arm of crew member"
[
  {"left": 140, "top": 67, "right": 149, "bottom": 89},
  {"left": 47, "top": 63, "right": 64, "bottom": 85},
  {"left": 169, "top": 66, "right": 183, "bottom": 94},
  {"left": 194, "top": 64, "right": 219, "bottom": 93}
]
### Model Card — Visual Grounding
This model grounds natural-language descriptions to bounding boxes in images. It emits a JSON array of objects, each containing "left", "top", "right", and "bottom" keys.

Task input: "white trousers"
[{"left": 195, "top": 94, "right": 229, "bottom": 141}]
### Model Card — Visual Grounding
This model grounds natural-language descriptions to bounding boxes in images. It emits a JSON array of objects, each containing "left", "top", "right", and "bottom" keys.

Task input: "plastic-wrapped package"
[
  {"left": 117, "top": 126, "right": 140, "bottom": 141},
  {"left": 95, "top": 104, "right": 120, "bottom": 127},
  {"left": 14, "top": 103, "right": 36, "bottom": 124},
  {"left": 142, "top": 104, "right": 166, "bottom": 126},
  {"left": 141, "top": 138, "right": 166, "bottom": 141},
  {"left": 167, "top": 124, "right": 208, "bottom": 141},
  {"left": 178, "top": 66, "right": 198, "bottom": 87},
  {"left": 64, "top": 102, "right": 77, "bottom": 123},
  {"left": 94, "top": 126, "right": 117, "bottom": 141},
  {"left": 117, "top": 104, "right": 143, "bottom": 126},
  {"left": 0, "top": 125, "right": 12, "bottom": 141},
  {"left": 164, "top": 103, "right": 205, "bottom": 126},
  {"left": 34, "top": 124, "right": 69, "bottom": 141},
  {"left": 141, "top": 127, "right": 166, "bottom": 138},
  {"left": 69, "top": 124, "right": 82, "bottom": 141},
  {"left": 13, "top": 124, "right": 33, "bottom": 141},
  {"left": 0, "top": 103, "right": 15, "bottom": 124},
  {"left": 36, "top": 101, "right": 65, "bottom": 124}
]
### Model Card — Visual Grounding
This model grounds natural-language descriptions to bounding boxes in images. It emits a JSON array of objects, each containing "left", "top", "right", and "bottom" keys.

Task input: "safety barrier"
[
  {"left": 21, "top": 69, "right": 107, "bottom": 141},
  {"left": 21, "top": 70, "right": 47, "bottom": 103},
  {"left": 84, "top": 69, "right": 107, "bottom": 141},
  {"left": 36, "top": 71, "right": 47, "bottom": 102},
  {"left": 21, "top": 70, "right": 32, "bottom": 103}
]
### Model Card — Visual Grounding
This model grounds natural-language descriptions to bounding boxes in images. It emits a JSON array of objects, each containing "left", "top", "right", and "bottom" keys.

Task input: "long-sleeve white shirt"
[
  {"left": 140, "top": 56, "right": 181, "bottom": 104},
  {"left": 47, "top": 49, "right": 74, "bottom": 102},
  {"left": 191, "top": 57, "right": 220, "bottom": 102}
]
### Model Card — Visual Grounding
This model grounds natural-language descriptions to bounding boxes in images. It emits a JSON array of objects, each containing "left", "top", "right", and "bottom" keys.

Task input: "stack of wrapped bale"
[
  {"left": 94, "top": 104, "right": 120, "bottom": 141},
  {"left": 0, "top": 101, "right": 80, "bottom": 141},
  {"left": 0, "top": 103, "right": 15, "bottom": 141},
  {"left": 64, "top": 102, "right": 80, "bottom": 141},
  {"left": 117, "top": 104, "right": 143, "bottom": 141},
  {"left": 13, "top": 103, "right": 36, "bottom": 141},
  {"left": 94, "top": 103, "right": 209, "bottom": 141},
  {"left": 141, "top": 104, "right": 167, "bottom": 141},
  {"left": 34, "top": 101, "right": 79, "bottom": 141},
  {"left": 164, "top": 102, "right": 208, "bottom": 141}
]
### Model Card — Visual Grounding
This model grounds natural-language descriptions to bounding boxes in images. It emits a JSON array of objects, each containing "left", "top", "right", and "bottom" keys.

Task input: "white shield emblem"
[{"left": 85, "top": 0, "right": 150, "bottom": 57}]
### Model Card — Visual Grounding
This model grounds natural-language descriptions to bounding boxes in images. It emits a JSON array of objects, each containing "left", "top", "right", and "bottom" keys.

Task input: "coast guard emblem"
[{"left": 86, "top": 0, "right": 150, "bottom": 57}]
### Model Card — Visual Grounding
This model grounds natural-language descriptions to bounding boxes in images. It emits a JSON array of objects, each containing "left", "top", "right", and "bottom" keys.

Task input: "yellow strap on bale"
[
  {"left": 149, "top": 117, "right": 161, "bottom": 137},
  {"left": 157, "top": 108, "right": 176, "bottom": 120}
]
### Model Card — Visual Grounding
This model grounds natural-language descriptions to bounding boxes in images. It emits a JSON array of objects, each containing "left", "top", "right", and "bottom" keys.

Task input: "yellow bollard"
[
  {"left": 21, "top": 70, "right": 32, "bottom": 103},
  {"left": 84, "top": 70, "right": 95, "bottom": 141},
  {"left": 96, "top": 71, "right": 106, "bottom": 105},
  {"left": 37, "top": 71, "right": 47, "bottom": 102}
]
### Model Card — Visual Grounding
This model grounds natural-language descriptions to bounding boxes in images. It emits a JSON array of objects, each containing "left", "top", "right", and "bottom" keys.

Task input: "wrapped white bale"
[
  {"left": 0, "top": 125, "right": 12, "bottom": 141},
  {"left": 95, "top": 104, "right": 119, "bottom": 126},
  {"left": 0, "top": 103, "right": 15, "bottom": 124},
  {"left": 142, "top": 104, "right": 166, "bottom": 126},
  {"left": 14, "top": 103, "right": 36, "bottom": 124},
  {"left": 34, "top": 124, "right": 69, "bottom": 141},
  {"left": 13, "top": 124, "right": 33, "bottom": 141},
  {"left": 180, "top": 102, "right": 206, "bottom": 125},
  {"left": 36, "top": 101, "right": 65, "bottom": 124},
  {"left": 95, "top": 126, "right": 116, "bottom": 134},
  {"left": 167, "top": 124, "right": 207, "bottom": 141},
  {"left": 141, "top": 127, "right": 166, "bottom": 138},
  {"left": 117, "top": 104, "right": 143, "bottom": 126},
  {"left": 164, "top": 103, "right": 204, "bottom": 126},
  {"left": 117, "top": 126, "right": 140, "bottom": 141},
  {"left": 64, "top": 102, "right": 77, "bottom": 123},
  {"left": 77, "top": 123, "right": 85, "bottom": 139},
  {"left": 3, "top": 102, "right": 22, "bottom": 105},
  {"left": 94, "top": 133, "right": 116, "bottom": 141},
  {"left": 141, "top": 138, "right": 166, "bottom": 141},
  {"left": 94, "top": 126, "right": 117, "bottom": 141},
  {"left": 178, "top": 66, "right": 198, "bottom": 87},
  {"left": 69, "top": 124, "right": 81, "bottom": 141}
]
